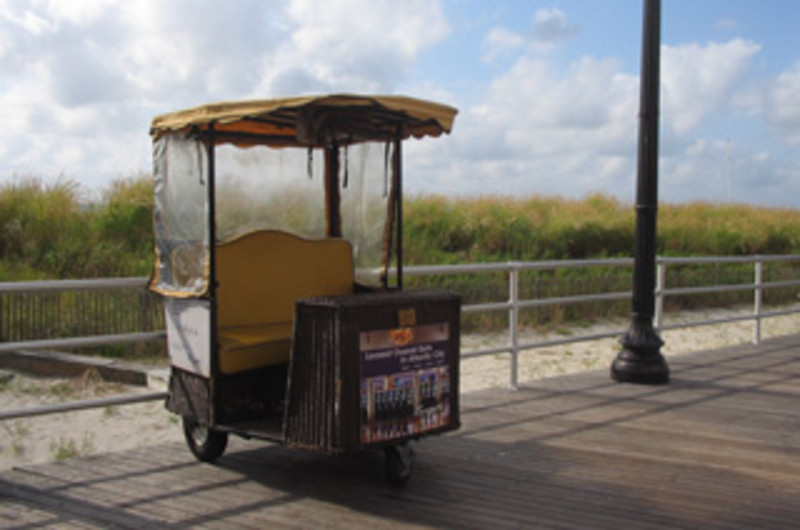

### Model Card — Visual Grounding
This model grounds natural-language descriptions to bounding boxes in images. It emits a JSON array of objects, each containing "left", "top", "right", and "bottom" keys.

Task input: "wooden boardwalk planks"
[{"left": 2, "top": 335, "right": 800, "bottom": 528}]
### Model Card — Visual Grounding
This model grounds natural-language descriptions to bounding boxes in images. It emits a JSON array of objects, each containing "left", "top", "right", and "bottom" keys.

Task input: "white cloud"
[
  {"left": 659, "top": 138, "right": 800, "bottom": 205},
  {"left": 115, "top": 0, "right": 283, "bottom": 102},
  {"left": 419, "top": 35, "right": 790, "bottom": 206},
  {"left": 2, "top": 4, "right": 56, "bottom": 35},
  {"left": 1, "top": 0, "right": 449, "bottom": 104},
  {"left": 715, "top": 18, "right": 739, "bottom": 32},
  {"left": 766, "top": 62, "right": 800, "bottom": 145},
  {"left": 482, "top": 7, "right": 577, "bottom": 62},
  {"left": 531, "top": 8, "right": 577, "bottom": 47},
  {"left": 0, "top": 0, "right": 449, "bottom": 189},
  {"left": 256, "top": 0, "right": 449, "bottom": 95},
  {"left": 0, "top": 1, "right": 797, "bottom": 209},
  {"left": 661, "top": 39, "right": 761, "bottom": 134},
  {"left": 483, "top": 27, "right": 525, "bottom": 62},
  {"left": 36, "top": 0, "right": 118, "bottom": 26},
  {"left": 425, "top": 54, "right": 640, "bottom": 198}
]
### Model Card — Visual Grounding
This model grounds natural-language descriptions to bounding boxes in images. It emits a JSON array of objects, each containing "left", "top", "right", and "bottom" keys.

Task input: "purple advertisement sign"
[{"left": 359, "top": 323, "right": 451, "bottom": 444}]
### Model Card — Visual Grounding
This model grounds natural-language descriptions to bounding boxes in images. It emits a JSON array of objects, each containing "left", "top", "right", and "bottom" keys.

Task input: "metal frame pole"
[
  {"left": 206, "top": 123, "right": 221, "bottom": 424},
  {"left": 325, "top": 144, "right": 342, "bottom": 238},
  {"left": 394, "top": 133, "right": 404, "bottom": 290}
]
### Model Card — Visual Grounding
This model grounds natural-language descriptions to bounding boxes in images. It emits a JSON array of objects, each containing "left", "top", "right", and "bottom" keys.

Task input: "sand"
[
  {"left": 461, "top": 307, "right": 800, "bottom": 390},
  {"left": 2, "top": 306, "right": 798, "bottom": 471},
  {"left": 0, "top": 371, "right": 181, "bottom": 471}
]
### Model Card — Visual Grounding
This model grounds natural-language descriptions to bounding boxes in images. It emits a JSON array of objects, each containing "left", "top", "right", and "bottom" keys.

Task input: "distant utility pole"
[{"left": 726, "top": 138, "right": 732, "bottom": 203}]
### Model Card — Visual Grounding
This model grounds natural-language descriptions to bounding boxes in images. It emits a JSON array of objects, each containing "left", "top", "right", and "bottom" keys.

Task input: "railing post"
[
  {"left": 754, "top": 258, "right": 763, "bottom": 345},
  {"left": 655, "top": 261, "right": 665, "bottom": 330},
  {"left": 509, "top": 263, "right": 520, "bottom": 390}
]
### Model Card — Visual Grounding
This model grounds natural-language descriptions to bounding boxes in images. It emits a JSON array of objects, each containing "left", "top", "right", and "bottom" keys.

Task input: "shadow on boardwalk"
[{"left": 2, "top": 336, "right": 800, "bottom": 528}]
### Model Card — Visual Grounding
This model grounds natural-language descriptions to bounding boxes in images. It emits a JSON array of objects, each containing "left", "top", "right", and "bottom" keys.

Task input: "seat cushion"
[
  {"left": 214, "top": 230, "right": 355, "bottom": 374},
  {"left": 216, "top": 230, "right": 354, "bottom": 329},
  {"left": 218, "top": 323, "right": 293, "bottom": 374}
]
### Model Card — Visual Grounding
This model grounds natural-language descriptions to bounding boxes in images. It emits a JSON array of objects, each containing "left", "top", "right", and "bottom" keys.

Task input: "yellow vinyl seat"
[{"left": 215, "top": 230, "right": 354, "bottom": 374}]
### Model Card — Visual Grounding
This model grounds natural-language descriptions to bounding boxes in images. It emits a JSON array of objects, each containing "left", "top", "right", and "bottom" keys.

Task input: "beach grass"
[{"left": 3, "top": 175, "right": 800, "bottom": 335}]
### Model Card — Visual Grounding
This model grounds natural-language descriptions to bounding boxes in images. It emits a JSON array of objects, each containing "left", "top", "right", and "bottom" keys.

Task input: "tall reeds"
[
  {"left": 404, "top": 193, "right": 800, "bottom": 264},
  {"left": 2, "top": 177, "right": 799, "bottom": 334},
  {"left": 3, "top": 177, "right": 800, "bottom": 278},
  {"left": 403, "top": 193, "right": 800, "bottom": 330},
  {"left": 0, "top": 175, "right": 154, "bottom": 280}
]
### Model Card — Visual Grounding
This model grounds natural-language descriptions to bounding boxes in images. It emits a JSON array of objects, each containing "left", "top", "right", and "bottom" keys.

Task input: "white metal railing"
[
  {"left": 0, "top": 391, "right": 169, "bottom": 421},
  {"left": 0, "top": 277, "right": 164, "bottom": 354},
  {"left": 2, "top": 255, "right": 800, "bottom": 417},
  {"left": 0, "top": 277, "right": 168, "bottom": 421},
  {"left": 398, "top": 255, "right": 800, "bottom": 388}
]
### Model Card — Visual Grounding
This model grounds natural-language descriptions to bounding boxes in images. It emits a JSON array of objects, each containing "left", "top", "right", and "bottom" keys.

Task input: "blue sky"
[{"left": 1, "top": 0, "right": 799, "bottom": 207}]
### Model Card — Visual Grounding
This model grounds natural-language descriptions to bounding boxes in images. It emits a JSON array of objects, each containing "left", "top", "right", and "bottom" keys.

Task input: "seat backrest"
[{"left": 215, "top": 230, "right": 354, "bottom": 328}]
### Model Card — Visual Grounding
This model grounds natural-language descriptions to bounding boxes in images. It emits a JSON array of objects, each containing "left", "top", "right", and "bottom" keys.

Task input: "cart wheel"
[
  {"left": 182, "top": 416, "right": 228, "bottom": 463},
  {"left": 384, "top": 442, "right": 414, "bottom": 487}
]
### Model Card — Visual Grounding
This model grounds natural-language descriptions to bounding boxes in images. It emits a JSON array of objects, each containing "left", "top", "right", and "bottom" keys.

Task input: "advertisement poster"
[{"left": 359, "top": 322, "right": 451, "bottom": 444}]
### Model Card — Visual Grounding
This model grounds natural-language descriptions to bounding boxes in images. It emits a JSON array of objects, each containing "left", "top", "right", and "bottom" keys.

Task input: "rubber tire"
[
  {"left": 384, "top": 442, "right": 414, "bottom": 487},
  {"left": 182, "top": 416, "right": 228, "bottom": 463}
]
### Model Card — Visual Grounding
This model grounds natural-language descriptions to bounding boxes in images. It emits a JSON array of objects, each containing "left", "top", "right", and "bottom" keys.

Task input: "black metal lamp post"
[{"left": 611, "top": 0, "right": 670, "bottom": 384}]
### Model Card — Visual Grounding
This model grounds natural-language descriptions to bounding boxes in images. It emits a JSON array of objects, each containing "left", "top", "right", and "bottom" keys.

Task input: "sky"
[{"left": 1, "top": 0, "right": 799, "bottom": 207}]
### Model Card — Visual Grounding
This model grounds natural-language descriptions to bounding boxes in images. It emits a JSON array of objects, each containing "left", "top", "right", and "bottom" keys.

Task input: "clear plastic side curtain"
[
  {"left": 339, "top": 141, "right": 393, "bottom": 285},
  {"left": 150, "top": 134, "right": 210, "bottom": 297},
  {"left": 150, "top": 138, "right": 395, "bottom": 293},
  {"left": 213, "top": 142, "right": 392, "bottom": 287},
  {"left": 214, "top": 144, "right": 327, "bottom": 242}
]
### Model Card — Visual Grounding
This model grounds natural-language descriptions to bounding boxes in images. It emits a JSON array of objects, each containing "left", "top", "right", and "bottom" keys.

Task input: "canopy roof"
[{"left": 150, "top": 94, "right": 457, "bottom": 147}]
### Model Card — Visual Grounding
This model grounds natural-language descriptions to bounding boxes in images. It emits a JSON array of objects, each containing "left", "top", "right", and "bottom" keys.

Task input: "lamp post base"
[{"left": 611, "top": 319, "right": 670, "bottom": 385}]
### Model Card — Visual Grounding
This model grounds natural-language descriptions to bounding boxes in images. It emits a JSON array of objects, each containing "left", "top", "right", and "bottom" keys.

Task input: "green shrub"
[{"left": 0, "top": 175, "right": 154, "bottom": 280}]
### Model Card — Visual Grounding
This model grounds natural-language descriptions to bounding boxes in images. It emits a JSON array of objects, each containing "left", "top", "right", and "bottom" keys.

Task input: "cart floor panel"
[{"left": 224, "top": 416, "right": 284, "bottom": 442}]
